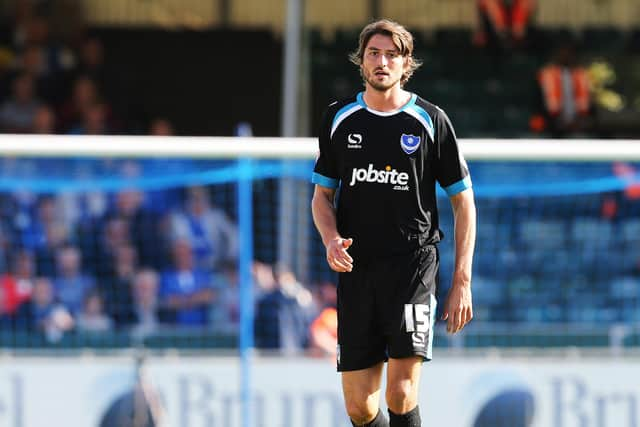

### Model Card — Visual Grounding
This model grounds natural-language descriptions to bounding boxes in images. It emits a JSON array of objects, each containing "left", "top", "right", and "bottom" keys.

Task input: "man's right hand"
[{"left": 326, "top": 237, "right": 354, "bottom": 272}]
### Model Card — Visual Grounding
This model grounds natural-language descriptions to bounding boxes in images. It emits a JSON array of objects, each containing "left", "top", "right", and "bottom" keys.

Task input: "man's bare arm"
[
  {"left": 311, "top": 185, "right": 353, "bottom": 272},
  {"left": 442, "top": 188, "right": 476, "bottom": 333}
]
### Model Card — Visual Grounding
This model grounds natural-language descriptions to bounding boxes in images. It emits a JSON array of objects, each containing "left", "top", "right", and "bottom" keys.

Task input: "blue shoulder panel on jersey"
[
  {"left": 312, "top": 172, "right": 339, "bottom": 189},
  {"left": 443, "top": 175, "right": 472, "bottom": 196},
  {"left": 404, "top": 101, "right": 435, "bottom": 142},
  {"left": 331, "top": 100, "right": 363, "bottom": 138},
  {"left": 400, "top": 93, "right": 418, "bottom": 111}
]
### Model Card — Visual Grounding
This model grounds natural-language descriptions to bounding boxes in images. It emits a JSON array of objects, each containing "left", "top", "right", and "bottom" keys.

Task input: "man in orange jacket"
[
  {"left": 533, "top": 43, "right": 593, "bottom": 136},
  {"left": 475, "top": 0, "right": 536, "bottom": 51}
]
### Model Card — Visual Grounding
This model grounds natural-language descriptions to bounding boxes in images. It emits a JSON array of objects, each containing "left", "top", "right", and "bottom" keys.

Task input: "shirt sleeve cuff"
[
  {"left": 443, "top": 175, "right": 472, "bottom": 196},
  {"left": 312, "top": 172, "right": 339, "bottom": 189}
]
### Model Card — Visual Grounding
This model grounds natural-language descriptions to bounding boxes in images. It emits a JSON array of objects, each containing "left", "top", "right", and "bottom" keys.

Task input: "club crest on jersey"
[{"left": 400, "top": 134, "right": 421, "bottom": 155}]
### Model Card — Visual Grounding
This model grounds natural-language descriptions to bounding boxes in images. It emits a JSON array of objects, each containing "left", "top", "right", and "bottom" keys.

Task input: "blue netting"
[
  {"left": 2, "top": 158, "right": 636, "bottom": 196},
  {"left": 0, "top": 157, "right": 639, "bottom": 349}
]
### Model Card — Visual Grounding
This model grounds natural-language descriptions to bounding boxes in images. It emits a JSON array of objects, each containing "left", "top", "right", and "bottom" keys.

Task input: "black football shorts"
[{"left": 336, "top": 245, "right": 439, "bottom": 372}]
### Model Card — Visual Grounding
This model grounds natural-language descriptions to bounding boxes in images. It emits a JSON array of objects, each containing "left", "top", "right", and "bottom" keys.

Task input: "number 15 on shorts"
[
  {"left": 405, "top": 304, "right": 430, "bottom": 346},
  {"left": 404, "top": 304, "right": 431, "bottom": 333}
]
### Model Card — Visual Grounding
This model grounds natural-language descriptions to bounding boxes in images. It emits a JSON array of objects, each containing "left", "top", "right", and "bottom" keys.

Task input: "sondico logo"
[
  {"left": 349, "top": 164, "right": 409, "bottom": 191},
  {"left": 347, "top": 133, "right": 362, "bottom": 149}
]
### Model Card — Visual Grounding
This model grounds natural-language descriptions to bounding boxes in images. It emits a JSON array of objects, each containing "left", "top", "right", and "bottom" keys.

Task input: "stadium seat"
[
  {"left": 471, "top": 276, "right": 505, "bottom": 305},
  {"left": 412, "top": 52, "right": 447, "bottom": 78},
  {"left": 501, "top": 54, "right": 540, "bottom": 77},
  {"left": 334, "top": 28, "right": 361, "bottom": 50},
  {"left": 445, "top": 106, "right": 491, "bottom": 136},
  {"left": 433, "top": 28, "right": 473, "bottom": 51},
  {"left": 307, "top": 27, "right": 326, "bottom": 49},
  {"left": 610, "top": 277, "right": 640, "bottom": 299},
  {"left": 629, "top": 28, "right": 640, "bottom": 53},
  {"left": 581, "top": 27, "right": 628, "bottom": 53},
  {"left": 519, "top": 220, "right": 566, "bottom": 250},
  {"left": 500, "top": 106, "right": 534, "bottom": 136},
  {"left": 620, "top": 218, "right": 640, "bottom": 244},
  {"left": 621, "top": 307, "right": 640, "bottom": 324},
  {"left": 425, "top": 78, "right": 469, "bottom": 105},
  {"left": 570, "top": 217, "right": 614, "bottom": 247},
  {"left": 539, "top": 27, "right": 580, "bottom": 50}
]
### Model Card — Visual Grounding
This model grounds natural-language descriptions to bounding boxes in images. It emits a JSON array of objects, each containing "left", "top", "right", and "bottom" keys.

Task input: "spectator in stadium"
[
  {"left": 100, "top": 243, "right": 137, "bottom": 327},
  {"left": 0, "top": 250, "right": 35, "bottom": 315},
  {"left": 149, "top": 117, "right": 174, "bottom": 136},
  {"left": 34, "top": 219, "right": 70, "bottom": 277},
  {"left": 18, "top": 196, "right": 71, "bottom": 277},
  {"left": 68, "top": 102, "right": 111, "bottom": 135},
  {"left": 234, "top": 121, "right": 253, "bottom": 137},
  {"left": 307, "top": 280, "right": 338, "bottom": 359},
  {"left": 169, "top": 185, "right": 238, "bottom": 272},
  {"left": 18, "top": 43, "right": 67, "bottom": 104},
  {"left": 21, "top": 194, "right": 58, "bottom": 252},
  {"left": 56, "top": 75, "right": 100, "bottom": 133},
  {"left": 0, "top": 46, "right": 14, "bottom": 106},
  {"left": 254, "top": 263, "right": 310, "bottom": 353},
  {"left": 145, "top": 117, "right": 183, "bottom": 215},
  {"left": 209, "top": 260, "right": 240, "bottom": 335},
  {"left": 125, "top": 268, "right": 172, "bottom": 337},
  {"left": 0, "top": 72, "right": 41, "bottom": 133},
  {"left": 59, "top": 184, "right": 107, "bottom": 229},
  {"left": 105, "top": 188, "right": 166, "bottom": 270},
  {"left": 5, "top": 4, "right": 80, "bottom": 100},
  {"left": 85, "top": 215, "right": 129, "bottom": 281},
  {"left": 52, "top": 245, "right": 95, "bottom": 315},
  {"left": 0, "top": 285, "right": 13, "bottom": 329},
  {"left": 73, "top": 37, "right": 107, "bottom": 94},
  {"left": 160, "top": 239, "right": 215, "bottom": 327},
  {"left": 474, "top": 0, "right": 536, "bottom": 53},
  {"left": 76, "top": 289, "right": 113, "bottom": 332},
  {"left": 31, "top": 104, "right": 56, "bottom": 133},
  {"left": 13, "top": 276, "right": 74, "bottom": 341},
  {"left": 12, "top": 12, "right": 76, "bottom": 73},
  {"left": 252, "top": 260, "right": 278, "bottom": 300},
  {"left": 532, "top": 43, "right": 593, "bottom": 137},
  {"left": 0, "top": 220, "right": 10, "bottom": 274},
  {"left": 273, "top": 262, "right": 315, "bottom": 315},
  {"left": 10, "top": 192, "right": 38, "bottom": 248}
]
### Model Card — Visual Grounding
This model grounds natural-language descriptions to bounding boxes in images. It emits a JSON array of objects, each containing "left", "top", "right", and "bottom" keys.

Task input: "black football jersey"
[{"left": 313, "top": 92, "right": 471, "bottom": 260}]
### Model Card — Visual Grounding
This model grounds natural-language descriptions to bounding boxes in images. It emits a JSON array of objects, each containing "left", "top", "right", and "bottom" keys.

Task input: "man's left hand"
[{"left": 441, "top": 277, "right": 473, "bottom": 334}]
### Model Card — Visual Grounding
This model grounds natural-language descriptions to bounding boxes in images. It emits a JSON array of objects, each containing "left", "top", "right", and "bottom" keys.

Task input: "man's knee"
[
  {"left": 345, "top": 393, "right": 379, "bottom": 424},
  {"left": 385, "top": 381, "right": 416, "bottom": 413}
]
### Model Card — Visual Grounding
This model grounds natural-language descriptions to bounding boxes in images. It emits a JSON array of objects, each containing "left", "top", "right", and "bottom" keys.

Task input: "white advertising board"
[
  {"left": 0, "top": 357, "right": 135, "bottom": 427},
  {"left": 0, "top": 355, "right": 638, "bottom": 426}
]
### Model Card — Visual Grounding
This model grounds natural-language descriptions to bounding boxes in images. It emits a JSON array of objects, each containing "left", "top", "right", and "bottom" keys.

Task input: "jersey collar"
[{"left": 356, "top": 92, "right": 417, "bottom": 116}]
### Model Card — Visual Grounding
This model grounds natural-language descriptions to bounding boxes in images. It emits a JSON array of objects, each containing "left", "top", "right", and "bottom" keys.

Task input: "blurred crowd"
[
  {"left": 0, "top": 1, "right": 338, "bottom": 356},
  {"left": 0, "top": 184, "right": 337, "bottom": 358},
  {"left": 0, "top": 1, "right": 171, "bottom": 136},
  {"left": 2, "top": 0, "right": 634, "bottom": 140}
]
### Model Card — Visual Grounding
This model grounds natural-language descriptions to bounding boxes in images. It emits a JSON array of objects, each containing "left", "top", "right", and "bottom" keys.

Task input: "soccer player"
[{"left": 311, "top": 20, "right": 476, "bottom": 427}]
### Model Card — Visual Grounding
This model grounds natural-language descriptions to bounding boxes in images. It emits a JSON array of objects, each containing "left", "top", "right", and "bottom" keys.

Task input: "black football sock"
[
  {"left": 351, "top": 408, "right": 390, "bottom": 426},
  {"left": 388, "top": 405, "right": 421, "bottom": 427}
]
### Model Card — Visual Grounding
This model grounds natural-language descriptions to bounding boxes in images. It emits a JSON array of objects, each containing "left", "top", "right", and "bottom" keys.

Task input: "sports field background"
[{"left": 0, "top": 1, "right": 639, "bottom": 426}]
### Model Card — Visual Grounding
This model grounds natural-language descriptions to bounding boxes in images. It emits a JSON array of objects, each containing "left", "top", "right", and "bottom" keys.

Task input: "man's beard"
[{"left": 364, "top": 70, "right": 401, "bottom": 91}]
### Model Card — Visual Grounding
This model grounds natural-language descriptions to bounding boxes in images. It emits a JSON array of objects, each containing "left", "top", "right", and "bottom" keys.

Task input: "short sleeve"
[
  {"left": 312, "top": 106, "right": 340, "bottom": 189},
  {"left": 434, "top": 108, "right": 472, "bottom": 196}
]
